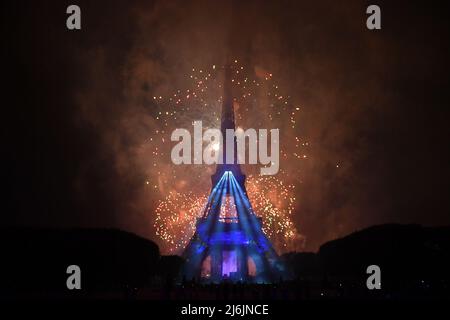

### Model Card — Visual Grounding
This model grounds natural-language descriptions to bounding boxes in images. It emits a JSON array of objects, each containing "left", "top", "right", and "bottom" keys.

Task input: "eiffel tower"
[{"left": 182, "top": 64, "right": 286, "bottom": 283}]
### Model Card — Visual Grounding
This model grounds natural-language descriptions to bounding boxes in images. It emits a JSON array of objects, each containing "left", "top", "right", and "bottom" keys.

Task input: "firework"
[
  {"left": 148, "top": 61, "right": 308, "bottom": 253},
  {"left": 154, "top": 191, "right": 207, "bottom": 252},
  {"left": 246, "top": 175, "right": 303, "bottom": 251},
  {"left": 154, "top": 175, "right": 303, "bottom": 253}
]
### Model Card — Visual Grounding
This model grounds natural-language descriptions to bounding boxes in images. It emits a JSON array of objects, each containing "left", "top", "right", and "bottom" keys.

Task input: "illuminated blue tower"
[{"left": 182, "top": 65, "right": 286, "bottom": 283}]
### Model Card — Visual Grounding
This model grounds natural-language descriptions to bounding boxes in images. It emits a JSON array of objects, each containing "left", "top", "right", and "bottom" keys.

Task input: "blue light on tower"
[{"left": 182, "top": 170, "right": 287, "bottom": 283}]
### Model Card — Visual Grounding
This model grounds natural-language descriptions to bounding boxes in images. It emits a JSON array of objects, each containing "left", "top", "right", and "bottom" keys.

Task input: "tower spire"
[
  {"left": 221, "top": 64, "right": 235, "bottom": 135},
  {"left": 211, "top": 64, "right": 246, "bottom": 190}
]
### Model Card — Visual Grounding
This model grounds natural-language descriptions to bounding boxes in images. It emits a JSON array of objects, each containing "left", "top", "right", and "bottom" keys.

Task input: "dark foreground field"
[{"left": 1, "top": 224, "right": 449, "bottom": 300}]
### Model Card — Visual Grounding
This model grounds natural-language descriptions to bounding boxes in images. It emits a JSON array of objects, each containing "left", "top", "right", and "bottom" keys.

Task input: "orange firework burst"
[
  {"left": 246, "top": 175, "right": 304, "bottom": 251},
  {"left": 154, "top": 191, "right": 207, "bottom": 252},
  {"left": 154, "top": 175, "right": 304, "bottom": 253},
  {"left": 149, "top": 62, "right": 309, "bottom": 253}
]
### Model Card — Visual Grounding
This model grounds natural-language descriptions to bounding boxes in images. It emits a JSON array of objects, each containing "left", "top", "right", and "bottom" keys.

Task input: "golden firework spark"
[{"left": 154, "top": 175, "right": 302, "bottom": 253}]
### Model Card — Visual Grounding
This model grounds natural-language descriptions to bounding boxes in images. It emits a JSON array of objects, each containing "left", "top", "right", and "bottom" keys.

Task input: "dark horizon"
[{"left": 2, "top": 223, "right": 449, "bottom": 300}]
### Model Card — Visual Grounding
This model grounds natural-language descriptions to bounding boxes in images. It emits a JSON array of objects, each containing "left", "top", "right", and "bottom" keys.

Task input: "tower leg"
[{"left": 210, "top": 249, "right": 221, "bottom": 282}]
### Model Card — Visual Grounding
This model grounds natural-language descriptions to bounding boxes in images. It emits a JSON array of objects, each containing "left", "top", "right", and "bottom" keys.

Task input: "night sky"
[{"left": 2, "top": 0, "right": 450, "bottom": 253}]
